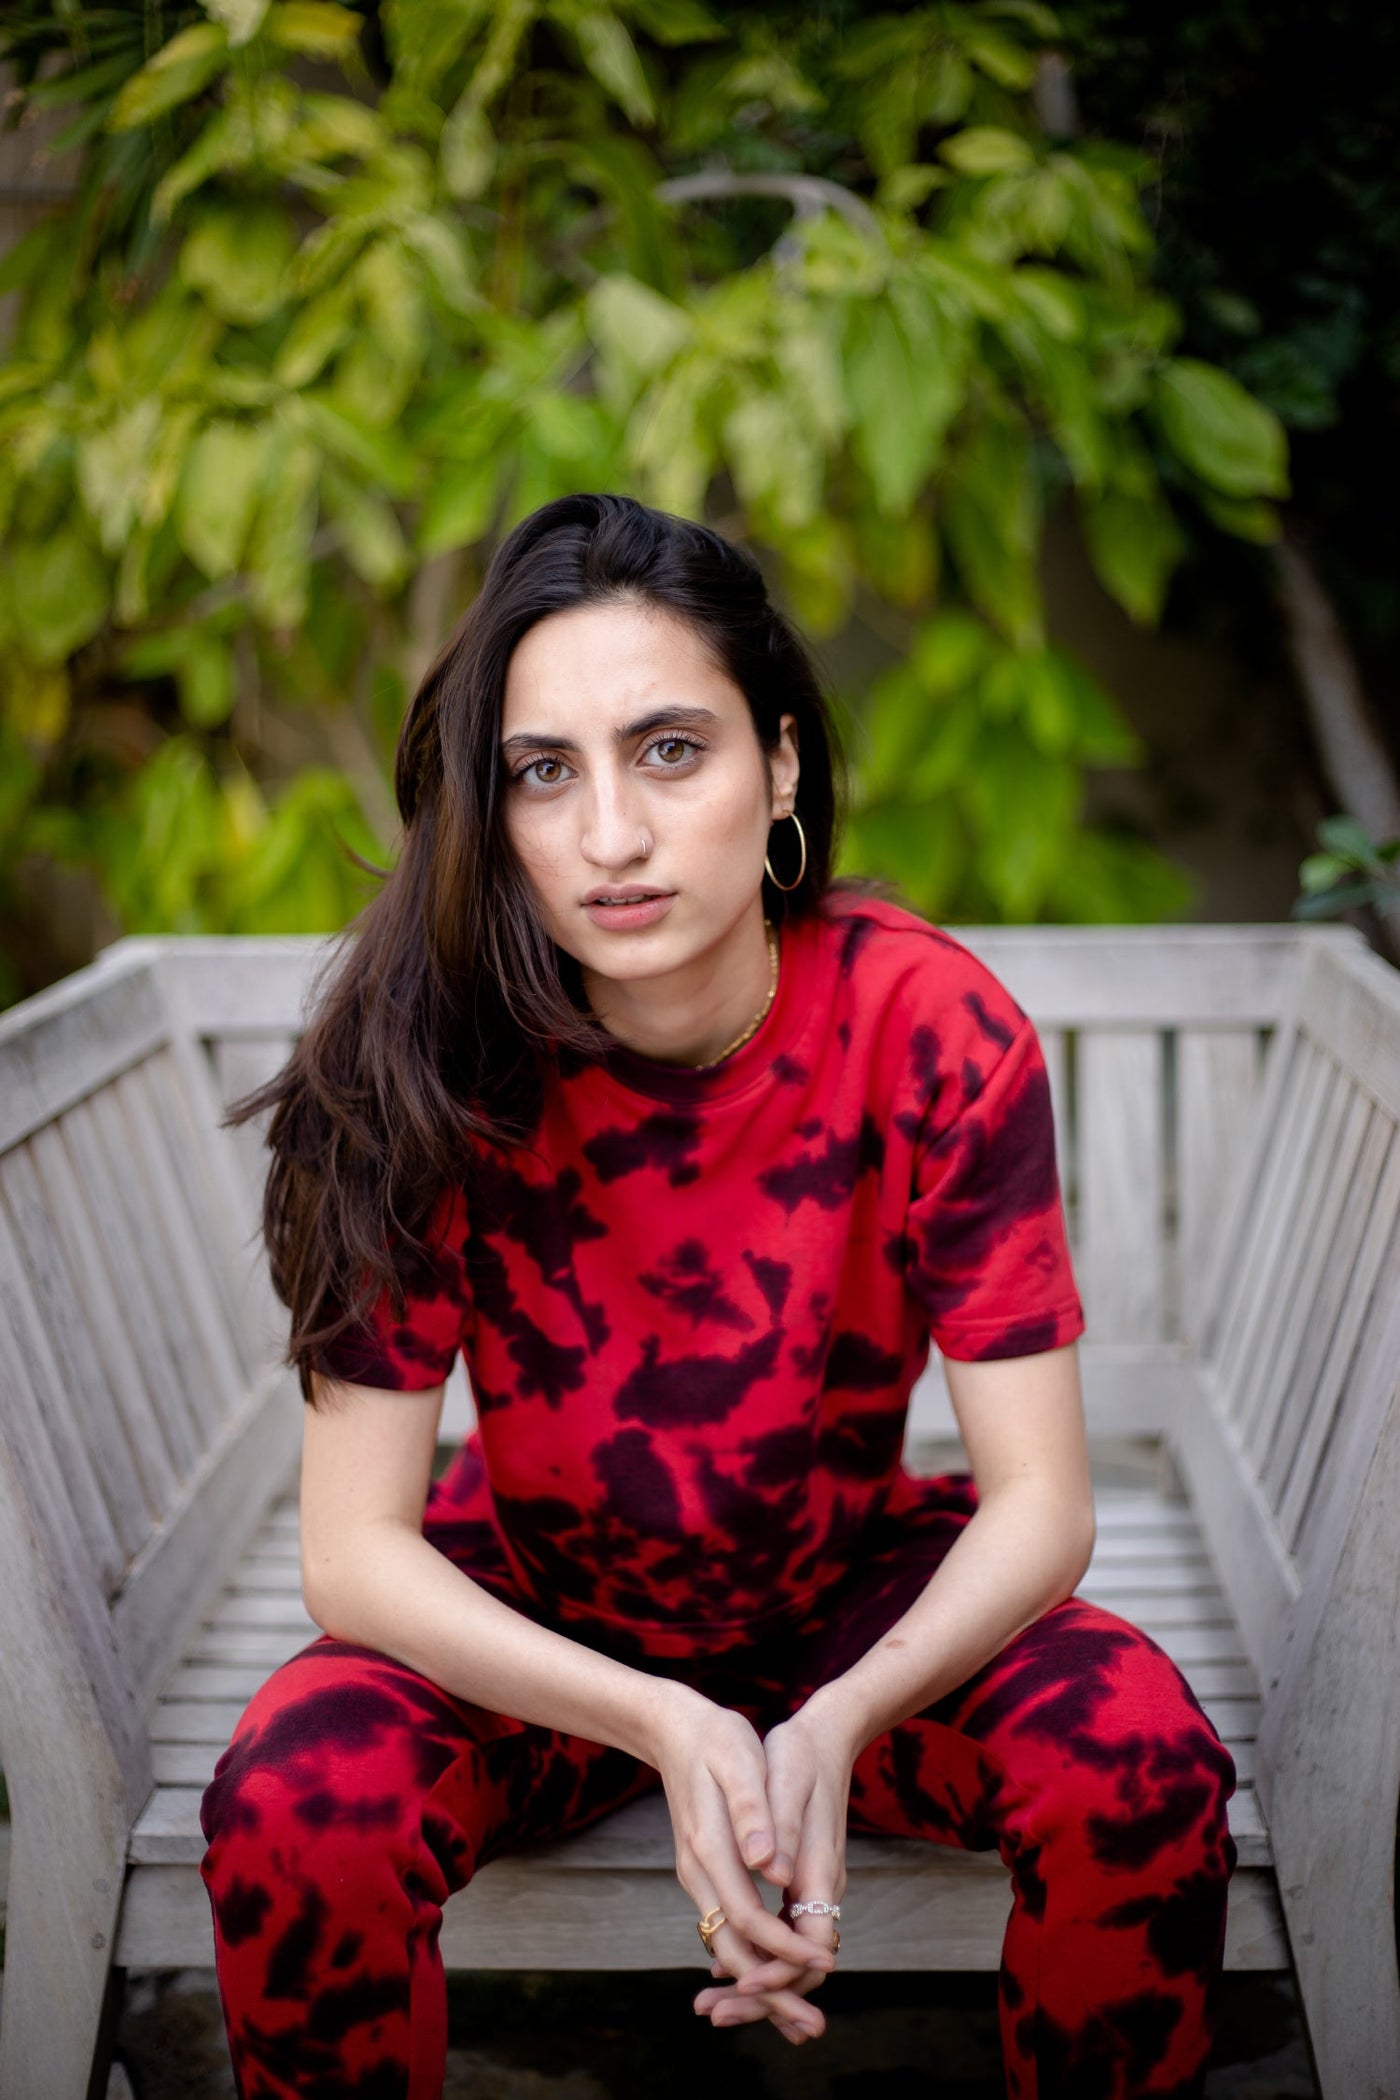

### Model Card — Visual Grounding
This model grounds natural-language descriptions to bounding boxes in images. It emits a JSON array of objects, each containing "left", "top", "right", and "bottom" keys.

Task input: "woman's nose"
[{"left": 579, "top": 773, "right": 647, "bottom": 867}]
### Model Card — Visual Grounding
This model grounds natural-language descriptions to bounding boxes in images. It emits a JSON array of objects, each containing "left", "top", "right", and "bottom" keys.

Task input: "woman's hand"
[
  {"left": 648, "top": 1686, "right": 838, "bottom": 2043},
  {"left": 691, "top": 1695, "right": 855, "bottom": 2043}
]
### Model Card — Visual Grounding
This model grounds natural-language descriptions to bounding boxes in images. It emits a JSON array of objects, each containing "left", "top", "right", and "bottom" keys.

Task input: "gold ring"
[{"left": 697, "top": 1906, "right": 726, "bottom": 1955}]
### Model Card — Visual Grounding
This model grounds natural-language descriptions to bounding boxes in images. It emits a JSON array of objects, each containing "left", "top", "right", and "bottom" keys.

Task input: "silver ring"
[{"left": 787, "top": 1900, "right": 842, "bottom": 1920}]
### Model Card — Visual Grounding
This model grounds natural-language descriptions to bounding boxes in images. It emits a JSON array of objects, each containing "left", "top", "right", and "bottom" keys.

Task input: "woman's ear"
[{"left": 771, "top": 712, "right": 801, "bottom": 808}]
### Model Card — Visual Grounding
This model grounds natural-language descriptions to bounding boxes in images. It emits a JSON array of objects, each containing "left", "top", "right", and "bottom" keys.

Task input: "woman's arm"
[
  {"left": 702, "top": 1340, "right": 1094, "bottom": 2026},
  {"left": 300, "top": 1374, "right": 832, "bottom": 2000},
  {"left": 798, "top": 1340, "right": 1095, "bottom": 1755},
  {"left": 301, "top": 1373, "right": 678, "bottom": 1763}
]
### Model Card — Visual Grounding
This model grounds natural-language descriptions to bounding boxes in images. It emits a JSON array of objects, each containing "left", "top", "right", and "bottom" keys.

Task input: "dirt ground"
[{"left": 108, "top": 1963, "right": 1318, "bottom": 2098}]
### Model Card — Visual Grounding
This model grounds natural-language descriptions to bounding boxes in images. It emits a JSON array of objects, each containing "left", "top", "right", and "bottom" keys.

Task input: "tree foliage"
[{"left": 0, "top": 0, "right": 1290, "bottom": 1003}]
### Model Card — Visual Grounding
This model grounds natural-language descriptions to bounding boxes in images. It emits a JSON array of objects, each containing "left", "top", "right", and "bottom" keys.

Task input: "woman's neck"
[{"left": 582, "top": 907, "right": 776, "bottom": 1067}]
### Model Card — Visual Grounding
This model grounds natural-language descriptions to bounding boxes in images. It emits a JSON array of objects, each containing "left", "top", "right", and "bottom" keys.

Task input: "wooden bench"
[{"left": 1, "top": 924, "right": 1397, "bottom": 2098}]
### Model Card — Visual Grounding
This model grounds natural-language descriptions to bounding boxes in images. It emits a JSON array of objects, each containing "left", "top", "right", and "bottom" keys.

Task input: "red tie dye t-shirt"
[{"left": 312, "top": 891, "right": 1085, "bottom": 1642}]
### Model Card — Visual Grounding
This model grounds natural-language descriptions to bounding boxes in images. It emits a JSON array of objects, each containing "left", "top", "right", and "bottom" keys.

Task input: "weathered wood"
[
  {"left": 147, "top": 925, "right": 1351, "bottom": 1037},
  {"left": 1277, "top": 1127, "right": 1400, "bottom": 1553},
  {"left": 1258, "top": 1089, "right": 1378, "bottom": 1510},
  {"left": 24, "top": 1116, "right": 180, "bottom": 1521},
  {"left": 112, "top": 1366, "right": 303, "bottom": 1708},
  {"left": 1176, "top": 1031, "right": 1261, "bottom": 1336},
  {"left": 0, "top": 1324, "right": 149, "bottom": 2100},
  {"left": 1254, "top": 1338, "right": 1400, "bottom": 2095},
  {"left": 1078, "top": 1033, "right": 1165, "bottom": 1345},
  {"left": 0, "top": 949, "right": 170, "bottom": 1153},
  {"left": 7, "top": 923, "right": 1399, "bottom": 2100},
  {"left": 114, "top": 1847, "right": 1289, "bottom": 1973},
  {"left": 1233, "top": 1061, "right": 1357, "bottom": 1466},
  {"left": 56, "top": 1093, "right": 203, "bottom": 1486},
  {"left": 0, "top": 1167, "right": 128, "bottom": 1591}
]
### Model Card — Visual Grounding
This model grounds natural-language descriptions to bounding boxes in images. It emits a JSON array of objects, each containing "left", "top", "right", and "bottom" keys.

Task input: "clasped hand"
[{"left": 653, "top": 1689, "right": 855, "bottom": 2048}]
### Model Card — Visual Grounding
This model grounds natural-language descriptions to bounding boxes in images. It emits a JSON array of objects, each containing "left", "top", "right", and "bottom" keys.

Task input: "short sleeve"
[
  {"left": 903, "top": 1017, "right": 1085, "bottom": 1361},
  {"left": 309, "top": 1184, "right": 472, "bottom": 1392}
]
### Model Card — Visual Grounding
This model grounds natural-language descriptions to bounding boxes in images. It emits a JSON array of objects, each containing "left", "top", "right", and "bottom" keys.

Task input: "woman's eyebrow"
[{"left": 500, "top": 704, "right": 721, "bottom": 759}]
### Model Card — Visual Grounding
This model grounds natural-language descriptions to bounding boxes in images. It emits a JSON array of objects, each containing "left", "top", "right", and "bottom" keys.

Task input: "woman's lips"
[{"left": 582, "top": 893, "right": 675, "bottom": 929}]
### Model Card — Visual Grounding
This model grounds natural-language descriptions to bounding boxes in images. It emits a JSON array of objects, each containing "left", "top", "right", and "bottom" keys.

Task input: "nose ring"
[{"left": 638, "top": 830, "right": 651, "bottom": 859}]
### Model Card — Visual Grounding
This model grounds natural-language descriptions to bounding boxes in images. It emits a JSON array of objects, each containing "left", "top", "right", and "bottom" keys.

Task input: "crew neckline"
[{"left": 596, "top": 908, "right": 822, "bottom": 1105}]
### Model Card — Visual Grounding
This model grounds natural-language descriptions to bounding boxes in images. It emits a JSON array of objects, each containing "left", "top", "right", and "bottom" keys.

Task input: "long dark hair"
[{"left": 230, "top": 492, "right": 886, "bottom": 1400}]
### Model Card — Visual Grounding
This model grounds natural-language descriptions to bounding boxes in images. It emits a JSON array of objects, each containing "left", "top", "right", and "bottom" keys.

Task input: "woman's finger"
[{"left": 702, "top": 1981, "right": 827, "bottom": 2038}]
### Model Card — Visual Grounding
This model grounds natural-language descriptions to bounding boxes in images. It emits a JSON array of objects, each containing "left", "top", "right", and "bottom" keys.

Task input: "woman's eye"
[
  {"left": 646, "top": 735, "right": 703, "bottom": 765},
  {"left": 513, "top": 756, "right": 567, "bottom": 786}
]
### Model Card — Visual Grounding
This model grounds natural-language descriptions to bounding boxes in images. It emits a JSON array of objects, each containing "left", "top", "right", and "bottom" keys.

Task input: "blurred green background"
[{"left": 1, "top": 0, "right": 1397, "bottom": 1008}]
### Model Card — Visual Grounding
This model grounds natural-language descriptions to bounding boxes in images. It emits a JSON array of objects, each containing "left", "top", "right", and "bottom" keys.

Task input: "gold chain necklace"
[{"left": 690, "top": 919, "right": 780, "bottom": 1070}]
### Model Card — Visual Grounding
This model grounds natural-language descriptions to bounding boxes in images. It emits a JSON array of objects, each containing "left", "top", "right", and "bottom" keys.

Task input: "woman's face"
[{"left": 498, "top": 597, "right": 799, "bottom": 1000}]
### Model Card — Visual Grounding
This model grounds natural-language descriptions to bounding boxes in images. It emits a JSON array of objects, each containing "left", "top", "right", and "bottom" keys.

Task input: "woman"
[{"left": 200, "top": 492, "right": 1237, "bottom": 2100}]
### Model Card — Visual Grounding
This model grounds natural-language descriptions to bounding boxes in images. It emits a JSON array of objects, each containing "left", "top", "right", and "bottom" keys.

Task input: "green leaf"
[
  {"left": 247, "top": 438, "right": 323, "bottom": 629},
  {"left": 322, "top": 467, "right": 411, "bottom": 588},
  {"left": 628, "top": 0, "right": 727, "bottom": 42},
  {"left": 1197, "top": 491, "right": 1282, "bottom": 545},
  {"left": 441, "top": 96, "right": 497, "bottom": 200},
  {"left": 1047, "top": 828, "right": 1195, "bottom": 924},
  {"left": 416, "top": 454, "right": 501, "bottom": 557},
  {"left": 180, "top": 201, "right": 296, "bottom": 324},
  {"left": 942, "top": 418, "right": 1042, "bottom": 648},
  {"left": 175, "top": 420, "right": 273, "bottom": 579},
  {"left": 2, "top": 656, "right": 71, "bottom": 746},
  {"left": 1151, "top": 359, "right": 1290, "bottom": 500},
  {"left": 274, "top": 282, "right": 356, "bottom": 388},
  {"left": 77, "top": 397, "right": 165, "bottom": 557},
  {"left": 845, "top": 299, "right": 966, "bottom": 516},
  {"left": 586, "top": 273, "right": 693, "bottom": 386},
  {"left": 938, "top": 126, "right": 1035, "bottom": 177},
  {"left": 960, "top": 21, "right": 1039, "bottom": 89},
  {"left": 177, "top": 633, "right": 236, "bottom": 728},
  {"left": 1316, "top": 813, "right": 1382, "bottom": 863},
  {"left": 1299, "top": 852, "right": 1349, "bottom": 893},
  {"left": 910, "top": 612, "right": 996, "bottom": 699},
  {"left": 107, "top": 22, "right": 229, "bottom": 130},
  {"left": 203, "top": 0, "right": 271, "bottom": 47},
  {"left": 563, "top": 5, "right": 656, "bottom": 126},
  {"left": 964, "top": 729, "right": 1079, "bottom": 917},
  {"left": 265, "top": 2, "right": 365, "bottom": 56},
  {"left": 9, "top": 528, "right": 109, "bottom": 665},
  {"left": 297, "top": 393, "right": 421, "bottom": 493},
  {"left": 1080, "top": 490, "right": 1185, "bottom": 625}
]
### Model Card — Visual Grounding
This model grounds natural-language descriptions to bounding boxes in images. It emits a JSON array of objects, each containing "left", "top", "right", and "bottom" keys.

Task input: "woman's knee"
[
  {"left": 982, "top": 1605, "right": 1238, "bottom": 1883},
  {"left": 200, "top": 1638, "right": 466, "bottom": 1890}
]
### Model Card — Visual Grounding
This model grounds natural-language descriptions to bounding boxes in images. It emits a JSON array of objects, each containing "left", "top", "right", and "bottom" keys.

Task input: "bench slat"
[
  {"left": 1176, "top": 1030, "right": 1260, "bottom": 1340},
  {"left": 1217, "top": 1039, "right": 1333, "bottom": 1410},
  {"left": 100, "top": 1070, "right": 241, "bottom": 1454},
  {"left": 57, "top": 1095, "right": 203, "bottom": 1484},
  {"left": 25, "top": 1120, "right": 181, "bottom": 1521},
  {"left": 0, "top": 1187, "right": 126, "bottom": 1592},
  {"left": 1261, "top": 1094, "right": 1385, "bottom": 1514},
  {"left": 1078, "top": 1033, "right": 1164, "bottom": 1344},
  {"left": 0, "top": 953, "right": 170, "bottom": 1153},
  {"left": 1280, "top": 1130, "right": 1400, "bottom": 1557},
  {"left": 113, "top": 1852, "right": 1289, "bottom": 1970},
  {"left": 1235, "top": 1066, "right": 1361, "bottom": 1467},
  {"left": 1, "top": 1147, "right": 149, "bottom": 1566},
  {"left": 140, "top": 1033, "right": 277, "bottom": 1385},
  {"left": 111, "top": 1062, "right": 250, "bottom": 1430}
]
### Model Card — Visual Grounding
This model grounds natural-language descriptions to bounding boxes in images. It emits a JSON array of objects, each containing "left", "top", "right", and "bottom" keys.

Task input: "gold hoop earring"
[{"left": 764, "top": 810, "right": 807, "bottom": 892}]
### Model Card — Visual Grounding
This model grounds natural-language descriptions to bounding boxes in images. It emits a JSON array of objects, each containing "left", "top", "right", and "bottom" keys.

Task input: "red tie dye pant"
[{"left": 199, "top": 1444, "right": 1237, "bottom": 2100}]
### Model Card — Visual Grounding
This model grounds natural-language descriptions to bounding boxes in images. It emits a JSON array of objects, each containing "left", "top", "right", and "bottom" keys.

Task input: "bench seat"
[
  {"left": 4, "top": 923, "right": 1395, "bottom": 2098},
  {"left": 115, "top": 1472, "right": 1288, "bottom": 1975}
]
